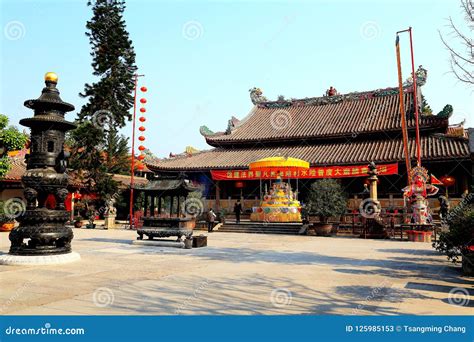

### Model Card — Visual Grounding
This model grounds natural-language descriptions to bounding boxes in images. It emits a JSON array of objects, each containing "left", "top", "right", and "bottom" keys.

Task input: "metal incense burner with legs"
[{"left": 133, "top": 177, "right": 200, "bottom": 248}]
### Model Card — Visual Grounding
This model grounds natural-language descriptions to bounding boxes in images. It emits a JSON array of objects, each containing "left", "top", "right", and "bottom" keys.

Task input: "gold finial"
[{"left": 44, "top": 72, "right": 58, "bottom": 83}]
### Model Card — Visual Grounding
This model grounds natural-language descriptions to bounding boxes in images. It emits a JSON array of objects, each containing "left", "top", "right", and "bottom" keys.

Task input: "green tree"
[
  {"left": 0, "top": 114, "right": 28, "bottom": 178},
  {"left": 104, "top": 128, "right": 130, "bottom": 175},
  {"left": 67, "top": 121, "right": 118, "bottom": 199},
  {"left": 69, "top": 0, "right": 137, "bottom": 201},
  {"left": 433, "top": 198, "right": 473, "bottom": 264},
  {"left": 306, "top": 179, "right": 347, "bottom": 223},
  {"left": 78, "top": 0, "right": 137, "bottom": 127}
]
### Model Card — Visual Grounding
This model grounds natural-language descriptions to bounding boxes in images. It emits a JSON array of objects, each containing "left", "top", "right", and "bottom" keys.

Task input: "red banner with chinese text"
[{"left": 210, "top": 163, "right": 398, "bottom": 180}]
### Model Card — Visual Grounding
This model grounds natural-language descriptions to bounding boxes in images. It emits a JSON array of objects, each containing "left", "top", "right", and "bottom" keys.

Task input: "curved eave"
[{"left": 147, "top": 134, "right": 469, "bottom": 172}]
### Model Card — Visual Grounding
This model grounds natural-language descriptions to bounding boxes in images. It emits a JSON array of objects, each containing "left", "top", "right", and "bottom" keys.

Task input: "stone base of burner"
[
  {"left": 0, "top": 252, "right": 81, "bottom": 265},
  {"left": 132, "top": 240, "right": 186, "bottom": 248}
]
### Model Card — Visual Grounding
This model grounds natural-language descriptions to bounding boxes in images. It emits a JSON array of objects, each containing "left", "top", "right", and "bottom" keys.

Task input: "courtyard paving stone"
[{"left": 0, "top": 229, "right": 472, "bottom": 315}]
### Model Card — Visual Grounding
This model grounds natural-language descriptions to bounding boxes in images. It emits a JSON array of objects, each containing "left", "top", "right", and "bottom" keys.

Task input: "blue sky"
[{"left": 1, "top": 0, "right": 472, "bottom": 158}]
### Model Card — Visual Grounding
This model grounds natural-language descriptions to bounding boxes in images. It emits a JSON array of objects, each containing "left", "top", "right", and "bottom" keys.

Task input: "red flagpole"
[
  {"left": 129, "top": 74, "right": 138, "bottom": 229},
  {"left": 395, "top": 34, "right": 411, "bottom": 177},
  {"left": 129, "top": 74, "right": 146, "bottom": 229},
  {"left": 408, "top": 27, "right": 421, "bottom": 167}
]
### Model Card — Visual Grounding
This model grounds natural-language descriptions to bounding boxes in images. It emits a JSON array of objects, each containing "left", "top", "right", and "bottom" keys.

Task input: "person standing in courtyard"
[
  {"left": 234, "top": 200, "right": 242, "bottom": 224},
  {"left": 207, "top": 208, "right": 216, "bottom": 232}
]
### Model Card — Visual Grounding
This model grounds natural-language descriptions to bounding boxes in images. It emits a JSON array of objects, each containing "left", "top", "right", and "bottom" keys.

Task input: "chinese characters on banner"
[{"left": 210, "top": 163, "right": 398, "bottom": 180}]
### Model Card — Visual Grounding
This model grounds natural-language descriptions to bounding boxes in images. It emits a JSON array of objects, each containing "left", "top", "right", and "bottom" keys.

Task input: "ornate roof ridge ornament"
[
  {"left": 404, "top": 65, "right": 428, "bottom": 87},
  {"left": 436, "top": 104, "right": 453, "bottom": 119},
  {"left": 249, "top": 87, "right": 268, "bottom": 105},
  {"left": 256, "top": 87, "right": 407, "bottom": 109},
  {"left": 199, "top": 125, "right": 215, "bottom": 136},
  {"left": 251, "top": 86, "right": 419, "bottom": 109},
  {"left": 249, "top": 68, "right": 429, "bottom": 109}
]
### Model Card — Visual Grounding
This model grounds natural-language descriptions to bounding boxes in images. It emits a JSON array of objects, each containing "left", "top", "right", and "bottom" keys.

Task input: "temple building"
[{"left": 147, "top": 68, "right": 473, "bottom": 213}]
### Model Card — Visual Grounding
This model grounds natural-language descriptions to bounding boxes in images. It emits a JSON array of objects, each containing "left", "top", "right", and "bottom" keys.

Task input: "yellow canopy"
[{"left": 249, "top": 157, "right": 310, "bottom": 170}]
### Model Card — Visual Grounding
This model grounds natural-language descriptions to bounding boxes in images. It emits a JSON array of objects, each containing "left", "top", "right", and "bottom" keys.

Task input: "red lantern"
[
  {"left": 140, "top": 98, "right": 147, "bottom": 104},
  {"left": 138, "top": 145, "right": 145, "bottom": 151},
  {"left": 137, "top": 154, "right": 145, "bottom": 161},
  {"left": 140, "top": 86, "right": 147, "bottom": 92},
  {"left": 138, "top": 136, "right": 145, "bottom": 141},
  {"left": 139, "top": 126, "right": 146, "bottom": 132},
  {"left": 440, "top": 175, "right": 456, "bottom": 187},
  {"left": 137, "top": 164, "right": 144, "bottom": 171},
  {"left": 140, "top": 108, "right": 146, "bottom": 113},
  {"left": 235, "top": 181, "right": 245, "bottom": 188},
  {"left": 139, "top": 117, "right": 146, "bottom": 122}
]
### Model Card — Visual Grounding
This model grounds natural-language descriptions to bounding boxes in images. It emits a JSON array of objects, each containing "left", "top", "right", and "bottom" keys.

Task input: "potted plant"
[
  {"left": 85, "top": 207, "right": 97, "bottom": 229},
  {"left": 306, "top": 179, "right": 346, "bottom": 236},
  {"left": 433, "top": 202, "right": 474, "bottom": 275},
  {"left": 0, "top": 200, "right": 15, "bottom": 232},
  {"left": 217, "top": 208, "right": 227, "bottom": 224},
  {"left": 74, "top": 216, "right": 83, "bottom": 228}
]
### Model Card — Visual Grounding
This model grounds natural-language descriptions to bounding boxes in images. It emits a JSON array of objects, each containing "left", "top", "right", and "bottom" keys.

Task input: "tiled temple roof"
[
  {"left": 204, "top": 92, "right": 448, "bottom": 146},
  {"left": 147, "top": 134, "right": 469, "bottom": 171},
  {"left": 1, "top": 156, "right": 147, "bottom": 188},
  {"left": 2, "top": 158, "right": 26, "bottom": 182}
]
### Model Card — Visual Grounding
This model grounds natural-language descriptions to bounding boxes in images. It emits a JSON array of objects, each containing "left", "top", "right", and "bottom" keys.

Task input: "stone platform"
[
  {"left": 132, "top": 239, "right": 185, "bottom": 248},
  {"left": 0, "top": 229, "right": 472, "bottom": 315},
  {"left": 0, "top": 252, "right": 81, "bottom": 265}
]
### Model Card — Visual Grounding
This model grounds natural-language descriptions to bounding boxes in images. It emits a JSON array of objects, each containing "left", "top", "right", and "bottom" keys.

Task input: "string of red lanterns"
[{"left": 136, "top": 86, "right": 148, "bottom": 169}]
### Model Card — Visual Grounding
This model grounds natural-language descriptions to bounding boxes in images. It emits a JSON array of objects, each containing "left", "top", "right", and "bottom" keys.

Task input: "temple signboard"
[{"left": 211, "top": 163, "right": 398, "bottom": 180}]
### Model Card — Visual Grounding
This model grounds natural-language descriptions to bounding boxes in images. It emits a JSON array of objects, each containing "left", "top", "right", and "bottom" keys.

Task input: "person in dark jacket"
[{"left": 234, "top": 200, "right": 243, "bottom": 224}]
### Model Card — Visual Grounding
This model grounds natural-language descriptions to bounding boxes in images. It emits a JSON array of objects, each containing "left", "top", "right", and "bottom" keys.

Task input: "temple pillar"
[
  {"left": 177, "top": 196, "right": 181, "bottom": 217},
  {"left": 469, "top": 128, "right": 474, "bottom": 189},
  {"left": 215, "top": 181, "right": 220, "bottom": 211},
  {"left": 144, "top": 193, "right": 148, "bottom": 217},
  {"left": 369, "top": 174, "right": 378, "bottom": 201},
  {"left": 158, "top": 197, "right": 162, "bottom": 217},
  {"left": 170, "top": 196, "right": 174, "bottom": 216},
  {"left": 150, "top": 195, "right": 155, "bottom": 217}
]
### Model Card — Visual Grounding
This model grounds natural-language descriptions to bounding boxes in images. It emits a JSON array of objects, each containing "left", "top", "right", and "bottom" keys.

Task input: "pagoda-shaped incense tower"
[{"left": 1, "top": 73, "right": 80, "bottom": 264}]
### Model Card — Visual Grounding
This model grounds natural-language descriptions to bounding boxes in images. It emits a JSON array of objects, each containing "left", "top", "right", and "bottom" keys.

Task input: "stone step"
[
  {"left": 217, "top": 229, "right": 300, "bottom": 235},
  {"left": 217, "top": 223, "right": 302, "bottom": 235}
]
